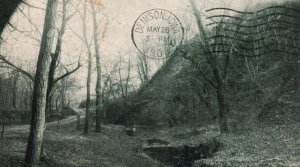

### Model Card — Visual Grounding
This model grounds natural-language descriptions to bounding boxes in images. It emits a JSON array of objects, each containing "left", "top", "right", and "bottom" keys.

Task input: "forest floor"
[
  {"left": 195, "top": 122, "right": 300, "bottom": 167},
  {"left": 0, "top": 112, "right": 299, "bottom": 167}
]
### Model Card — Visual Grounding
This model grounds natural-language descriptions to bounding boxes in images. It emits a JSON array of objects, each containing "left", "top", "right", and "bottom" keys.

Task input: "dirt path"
[{"left": 4, "top": 108, "right": 84, "bottom": 133}]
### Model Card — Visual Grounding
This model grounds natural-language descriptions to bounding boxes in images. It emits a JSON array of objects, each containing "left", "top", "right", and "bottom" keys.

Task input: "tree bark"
[
  {"left": 189, "top": 0, "right": 229, "bottom": 133},
  {"left": 84, "top": 52, "right": 91, "bottom": 135},
  {"left": 24, "top": 0, "right": 58, "bottom": 166},
  {"left": 81, "top": 3, "right": 92, "bottom": 129},
  {"left": 1, "top": 111, "right": 4, "bottom": 139},
  {"left": 216, "top": 82, "right": 229, "bottom": 133},
  {"left": 12, "top": 72, "right": 19, "bottom": 109},
  {"left": 46, "top": 0, "right": 69, "bottom": 117},
  {"left": 92, "top": 5, "right": 102, "bottom": 133},
  {"left": 81, "top": 2, "right": 92, "bottom": 135},
  {"left": 77, "top": 114, "right": 81, "bottom": 130},
  {"left": 0, "top": 0, "right": 22, "bottom": 39}
]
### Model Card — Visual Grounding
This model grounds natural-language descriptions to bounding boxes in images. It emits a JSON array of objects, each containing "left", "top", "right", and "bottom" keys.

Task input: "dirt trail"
[{"left": 4, "top": 108, "right": 84, "bottom": 133}]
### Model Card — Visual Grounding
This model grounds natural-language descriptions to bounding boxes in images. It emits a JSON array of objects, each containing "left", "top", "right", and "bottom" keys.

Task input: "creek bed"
[{"left": 142, "top": 137, "right": 220, "bottom": 167}]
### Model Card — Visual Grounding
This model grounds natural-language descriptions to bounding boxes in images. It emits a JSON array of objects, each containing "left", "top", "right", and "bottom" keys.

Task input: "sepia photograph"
[{"left": 0, "top": 0, "right": 299, "bottom": 166}]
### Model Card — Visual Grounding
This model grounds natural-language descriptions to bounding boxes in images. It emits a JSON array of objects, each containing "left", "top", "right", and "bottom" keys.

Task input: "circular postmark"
[{"left": 131, "top": 9, "right": 184, "bottom": 59}]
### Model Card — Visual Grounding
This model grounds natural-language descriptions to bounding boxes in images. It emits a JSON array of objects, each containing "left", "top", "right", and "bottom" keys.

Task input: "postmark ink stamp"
[{"left": 131, "top": 9, "right": 184, "bottom": 59}]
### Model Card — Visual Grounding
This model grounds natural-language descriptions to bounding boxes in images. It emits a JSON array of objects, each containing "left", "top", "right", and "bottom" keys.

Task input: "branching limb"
[
  {"left": 0, "top": 54, "right": 34, "bottom": 81},
  {"left": 54, "top": 62, "right": 81, "bottom": 85}
]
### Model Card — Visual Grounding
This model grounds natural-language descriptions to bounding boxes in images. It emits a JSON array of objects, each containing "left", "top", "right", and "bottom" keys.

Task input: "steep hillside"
[{"left": 131, "top": 0, "right": 300, "bottom": 127}]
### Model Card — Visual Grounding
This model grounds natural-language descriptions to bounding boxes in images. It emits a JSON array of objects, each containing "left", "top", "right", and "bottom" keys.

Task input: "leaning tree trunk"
[
  {"left": 24, "top": 0, "right": 58, "bottom": 166},
  {"left": 0, "top": 0, "right": 22, "bottom": 39},
  {"left": 189, "top": 0, "right": 229, "bottom": 133}
]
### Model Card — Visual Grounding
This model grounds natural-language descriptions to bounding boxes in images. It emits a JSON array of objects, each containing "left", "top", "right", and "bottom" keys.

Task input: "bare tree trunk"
[
  {"left": 189, "top": 0, "right": 229, "bottom": 133},
  {"left": 46, "top": 0, "right": 72, "bottom": 118},
  {"left": 21, "top": 87, "right": 25, "bottom": 108},
  {"left": 1, "top": 110, "right": 4, "bottom": 139},
  {"left": 84, "top": 52, "right": 92, "bottom": 135},
  {"left": 92, "top": 5, "right": 102, "bottom": 133},
  {"left": 12, "top": 72, "right": 18, "bottom": 109},
  {"left": 118, "top": 56, "right": 132, "bottom": 127},
  {"left": 81, "top": 2, "right": 92, "bottom": 135},
  {"left": 216, "top": 82, "right": 229, "bottom": 132},
  {"left": 55, "top": 95, "right": 60, "bottom": 112},
  {"left": 0, "top": 79, "right": 3, "bottom": 107},
  {"left": 0, "top": 0, "right": 22, "bottom": 38},
  {"left": 77, "top": 114, "right": 81, "bottom": 130},
  {"left": 24, "top": 0, "right": 58, "bottom": 166},
  {"left": 24, "top": 87, "right": 30, "bottom": 109},
  {"left": 62, "top": 81, "right": 66, "bottom": 108}
]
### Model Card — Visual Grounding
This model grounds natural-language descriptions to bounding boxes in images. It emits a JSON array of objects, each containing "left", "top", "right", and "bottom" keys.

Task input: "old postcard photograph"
[{"left": 0, "top": 0, "right": 299, "bottom": 166}]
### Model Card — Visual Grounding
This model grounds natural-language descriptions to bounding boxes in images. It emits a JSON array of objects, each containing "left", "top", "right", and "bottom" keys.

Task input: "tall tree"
[
  {"left": 84, "top": 49, "right": 92, "bottom": 135},
  {"left": 81, "top": 2, "right": 93, "bottom": 135},
  {"left": 118, "top": 56, "right": 132, "bottom": 126},
  {"left": 92, "top": 5, "right": 102, "bottom": 133},
  {"left": 101, "top": 62, "right": 119, "bottom": 121},
  {"left": 46, "top": 0, "right": 80, "bottom": 115},
  {"left": 24, "top": 0, "right": 58, "bottom": 166},
  {"left": 0, "top": 0, "right": 80, "bottom": 114},
  {"left": 189, "top": 0, "right": 229, "bottom": 133}
]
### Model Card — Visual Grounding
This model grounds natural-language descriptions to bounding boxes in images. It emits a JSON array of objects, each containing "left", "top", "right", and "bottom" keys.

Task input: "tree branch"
[
  {"left": 53, "top": 62, "right": 81, "bottom": 84},
  {"left": 0, "top": 54, "right": 34, "bottom": 81},
  {"left": 178, "top": 49, "right": 217, "bottom": 89},
  {"left": 20, "top": 1, "right": 46, "bottom": 10}
]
